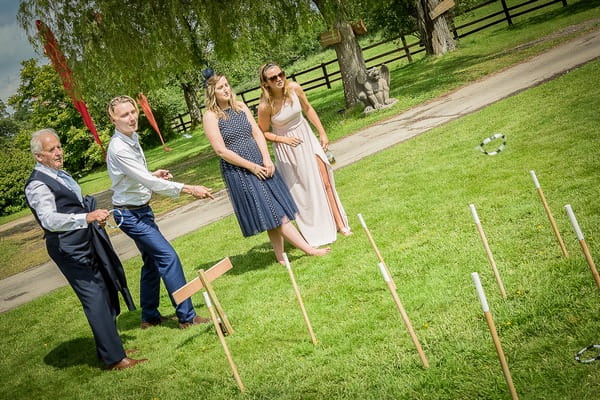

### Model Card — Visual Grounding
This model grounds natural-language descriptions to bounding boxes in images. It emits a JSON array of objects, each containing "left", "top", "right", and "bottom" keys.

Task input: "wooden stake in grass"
[
  {"left": 377, "top": 262, "right": 429, "bottom": 368},
  {"left": 529, "top": 170, "right": 568, "bottom": 257},
  {"left": 357, "top": 213, "right": 395, "bottom": 289},
  {"left": 282, "top": 253, "right": 318, "bottom": 345},
  {"left": 565, "top": 204, "right": 600, "bottom": 289},
  {"left": 202, "top": 292, "right": 245, "bottom": 393},
  {"left": 198, "top": 269, "right": 234, "bottom": 335},
  {"left": 469, "top": 204, "right": 507, "bottom": 299},
  {"left": 471, "top": 272, "right": 519, "bottom": 400}
]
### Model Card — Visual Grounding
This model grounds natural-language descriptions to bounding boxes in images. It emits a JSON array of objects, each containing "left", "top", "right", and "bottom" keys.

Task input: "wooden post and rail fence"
[{"left": 171, "top": 0, "right": 568, "bottom": 133}]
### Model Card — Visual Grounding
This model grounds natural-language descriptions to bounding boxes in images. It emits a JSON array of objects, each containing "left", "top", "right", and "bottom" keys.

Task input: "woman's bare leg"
[
  {"left": 316, "top": 156, "right": 351, "bottom": 235},
  {"left": 280, "top": 221, "right": 330, "bottom": 256},
  {"left": 267, "top": 228, "right": 286, "bottom": 264},
  {"left": 278, "top": 221, "right": 331, "bottom": 256},
  {"left": 267, "top": 217, "right": 331, "bottom": 263}
]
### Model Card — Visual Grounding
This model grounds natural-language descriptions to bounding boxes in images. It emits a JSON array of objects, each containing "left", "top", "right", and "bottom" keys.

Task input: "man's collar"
[
  {"left": 114, "top": 130, "right": 139, "bottom": 145},
  {"left": 35, "top": 162, "right": 60, "bottom": 177}
]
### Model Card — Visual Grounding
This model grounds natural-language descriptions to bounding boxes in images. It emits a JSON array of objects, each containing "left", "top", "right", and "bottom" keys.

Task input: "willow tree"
[
  {"left": 18, "top": 1, "right": 203, "bottom": 126},
  {"left": 18, "top": 0, "right": 383, "bottom": 118},
  {"left": 18, "top": 1, "right": 320, "bottom": 126}
]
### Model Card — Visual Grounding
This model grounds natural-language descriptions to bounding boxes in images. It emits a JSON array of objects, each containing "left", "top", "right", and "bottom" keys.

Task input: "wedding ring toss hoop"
[
  {"left": 106, "top": 208, "right": 124, "bottom": 229},
  {"left": 477, "top": 133, "right": 506, "bottom": 156},
  {"left": 575, "top": 344, "right": 600, "bottom": 364}
]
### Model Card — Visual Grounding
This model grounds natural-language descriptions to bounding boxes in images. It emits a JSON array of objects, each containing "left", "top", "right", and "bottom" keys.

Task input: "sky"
[{"left": 0, "top": 0, "right": 42, "bottom": 108}]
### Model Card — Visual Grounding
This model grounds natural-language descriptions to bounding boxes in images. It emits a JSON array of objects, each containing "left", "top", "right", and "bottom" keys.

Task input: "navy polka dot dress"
[{"left": 218, "top": 108, "right": 298, "bottom": 237}]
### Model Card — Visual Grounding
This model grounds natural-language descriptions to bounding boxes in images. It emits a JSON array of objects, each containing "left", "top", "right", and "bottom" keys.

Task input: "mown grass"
[
  {"left": 0, "top": 0, "right": 597, "bottom": 280},
  {"left": 0, "top": 50, "right": 598, "bottom": 400}
]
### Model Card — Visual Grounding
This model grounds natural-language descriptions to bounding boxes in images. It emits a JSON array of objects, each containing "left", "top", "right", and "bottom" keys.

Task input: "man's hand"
[
  {"left": 183, "top": 185, "right": 214, "bottom": 199},
  {"left": 86, "top": 209, "right": 110, "bottom": 225},
  {"left": 152, "top": 169, "right": 173, "bottom": 180}
]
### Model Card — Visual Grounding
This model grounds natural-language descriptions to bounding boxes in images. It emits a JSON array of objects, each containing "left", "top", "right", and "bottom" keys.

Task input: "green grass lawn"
[{"left": 0, "top": 52, "right": 598, "bottom": 399}]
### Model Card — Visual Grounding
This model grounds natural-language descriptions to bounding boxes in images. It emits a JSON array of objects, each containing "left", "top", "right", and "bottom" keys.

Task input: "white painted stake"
[
  {"left": 565, "top": 205, "right": 600, "bottom": 289},
  {"left": 357, "top": 213, "right": 395, "bottom": 289},
  {"left": 472, "top": 271, "right": 490, "bottom": 313},
  {"left": 202, "top": 292, "right": 245, "bottom": 393},
  {"left": 469, "top": 204, "right": 507, "bottom": 299},
  {"left": 377, "top": 262, "right": 429, "bottom": 368},
  {"left": 471, "top": 273, "right": 519, "bottom": 400},
  {"left": 282, "top": 253, "right": 318, "bottom": 345},
  {"left": 529, "top": 170, "right": 568, "bottom": 257}
]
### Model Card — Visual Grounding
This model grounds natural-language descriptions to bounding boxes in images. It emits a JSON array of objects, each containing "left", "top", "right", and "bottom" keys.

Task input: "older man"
[
  {"left": 106, "top": 95, "right": 213, "bottom": 329},
  {"left": 24, "top": 128, "right": 146, "bottom": 370}
]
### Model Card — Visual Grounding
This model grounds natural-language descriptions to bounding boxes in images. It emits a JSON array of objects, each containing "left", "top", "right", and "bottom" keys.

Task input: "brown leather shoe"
[
  {"left": 178, "top": 315, "right": 210, "bottom": 329},
  {"left": 108, "top": 357, "right": 148, "bottom": 371},
  {"left": 140, "top": 317, "right": 166, "bottom": 329}
]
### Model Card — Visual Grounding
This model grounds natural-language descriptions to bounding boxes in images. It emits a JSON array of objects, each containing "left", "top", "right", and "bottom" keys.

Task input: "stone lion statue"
[{"left": 356, "top": 64, "right": 397, "bottom": 113}]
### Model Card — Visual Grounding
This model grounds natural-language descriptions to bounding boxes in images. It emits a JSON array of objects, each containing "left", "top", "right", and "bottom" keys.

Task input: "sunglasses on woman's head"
[{"left": 267, "top": 71, "right": 285, "bottom": 82}]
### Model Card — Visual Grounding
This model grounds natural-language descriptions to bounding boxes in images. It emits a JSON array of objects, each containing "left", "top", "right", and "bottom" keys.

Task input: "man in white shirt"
[
  {"left": 106, "top": 95, "right": 213, "bottom": 329},
  {"left": 25, "top": 128, "right": 147, "bottom": 370}
]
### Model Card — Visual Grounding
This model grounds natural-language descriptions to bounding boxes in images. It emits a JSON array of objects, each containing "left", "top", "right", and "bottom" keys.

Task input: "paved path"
[{"left": 1, "top": 27, "right": 599, "bottom": 314}]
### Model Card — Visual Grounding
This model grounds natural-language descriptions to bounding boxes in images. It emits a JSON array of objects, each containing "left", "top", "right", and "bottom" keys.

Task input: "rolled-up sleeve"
[
  {"left": 25, "top": 181, "right": 88, "bottom": 231},
  {"left": 111, "top": 150, "right": 184, "bottom": 197}
]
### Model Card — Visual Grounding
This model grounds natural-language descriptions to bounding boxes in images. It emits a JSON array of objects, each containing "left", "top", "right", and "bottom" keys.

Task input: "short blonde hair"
[{"left": 107, "top": 95, "right": 138, "bottom": 120}]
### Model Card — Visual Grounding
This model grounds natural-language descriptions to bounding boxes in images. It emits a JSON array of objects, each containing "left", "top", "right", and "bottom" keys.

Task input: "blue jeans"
[{"left": 118, "top": 206, "right": 196, "bottom": 323}]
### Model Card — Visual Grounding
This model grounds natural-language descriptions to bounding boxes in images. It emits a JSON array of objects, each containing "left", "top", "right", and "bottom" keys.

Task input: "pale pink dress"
[{"left": 270, "top": 92, "right": 349, "bottom": 247}]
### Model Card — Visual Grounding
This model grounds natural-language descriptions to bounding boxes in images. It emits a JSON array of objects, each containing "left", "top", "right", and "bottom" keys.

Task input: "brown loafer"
[
  {"left": 140, "top": 317, "right": 166, "bottom": 329},
  {"left": 108, "top": 357, "right": 148, "bottom": 371},
  {"left": 178, "top": 315, "right": 210, "bottom": 329}
]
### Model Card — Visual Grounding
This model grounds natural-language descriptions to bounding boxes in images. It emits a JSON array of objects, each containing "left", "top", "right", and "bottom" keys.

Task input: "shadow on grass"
[
  {"left": 43, "top": 334, "right": 137, "bottom": 369},
  {"left": 185, "top": 241, "right": 308, "bottom": 277}
]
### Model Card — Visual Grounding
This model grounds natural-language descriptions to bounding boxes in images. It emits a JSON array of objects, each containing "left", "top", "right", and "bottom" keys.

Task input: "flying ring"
[{"left": 477, "top": 133, "right": 506, "bottom": 156}]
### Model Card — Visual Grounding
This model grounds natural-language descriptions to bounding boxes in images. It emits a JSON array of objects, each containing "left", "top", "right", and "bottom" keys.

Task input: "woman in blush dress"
[
  {"left": 202, "top": 72, "right": 330, "bottom": 264},
  {"left": 257, "top": 63, "right": 351, "bottom": 248}
]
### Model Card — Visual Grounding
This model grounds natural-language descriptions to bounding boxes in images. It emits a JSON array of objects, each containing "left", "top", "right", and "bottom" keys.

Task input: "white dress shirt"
[
  {"left": 107, "top": 130, "right": 183, "bottom": 206},
  {"left": 25, "top": 163, "right": 88, "bottom": 231}
]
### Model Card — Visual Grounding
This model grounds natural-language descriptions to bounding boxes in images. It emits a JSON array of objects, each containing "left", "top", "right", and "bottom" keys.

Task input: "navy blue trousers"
[
  {"left": 117, "top": 206, "right": 196, "bottom": 323},
  {"left": 53, "top": 258, "right": 126, "bottom": 365}
]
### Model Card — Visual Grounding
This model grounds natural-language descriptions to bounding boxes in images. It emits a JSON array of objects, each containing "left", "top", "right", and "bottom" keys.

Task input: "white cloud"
[{"left": 0, "top": 4, "right": 41, "bottom": 106}]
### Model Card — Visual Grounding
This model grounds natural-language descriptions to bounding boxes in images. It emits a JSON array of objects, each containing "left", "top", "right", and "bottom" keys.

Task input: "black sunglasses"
[{"left": 267, "top": 71, "right": 285, "bottom": 82}]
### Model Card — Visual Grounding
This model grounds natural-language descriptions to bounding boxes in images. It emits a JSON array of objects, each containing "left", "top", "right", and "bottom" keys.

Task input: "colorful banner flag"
[
  {"left": 35, "top": 20, "right": 105, "bottom": 156},
  {"left": 137, "top": 93, "right": 171, "bottom": 152}
]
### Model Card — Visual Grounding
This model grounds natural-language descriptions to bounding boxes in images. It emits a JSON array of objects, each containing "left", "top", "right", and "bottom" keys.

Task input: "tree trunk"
[
  {"left": 333, "top": 21, "right": 368, "bottom": 109},
  {"left": 181, "top": 81, "right": 202, "bottom": 128},
  {"left": 416, "top": 0, "right": 456, "bottom": 56}
]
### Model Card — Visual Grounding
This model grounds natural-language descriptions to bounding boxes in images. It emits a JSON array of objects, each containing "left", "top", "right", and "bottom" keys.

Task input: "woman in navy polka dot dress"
[{"left": 203, "top": 73, "right": 330, "bottom": 264}]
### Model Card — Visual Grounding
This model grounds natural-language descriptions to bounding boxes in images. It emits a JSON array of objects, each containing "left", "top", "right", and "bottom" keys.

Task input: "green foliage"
[
  {"left": 0, "top": 118, "right": 20, "bottom": 138},
  {"left": 7, "top": 59, "right": 106, "bottom": 174},
  {"left": 364, "top": 0, "right": 419, "bottom": 38},
  {"left": 17, "top": 0, "right": 320, "bottom": 101},
  {"left": 0, "top": 144, "right": 34, "bottom": 215}
]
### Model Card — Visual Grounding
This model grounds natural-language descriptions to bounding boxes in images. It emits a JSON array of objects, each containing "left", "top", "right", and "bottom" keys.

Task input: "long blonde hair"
[
  {"left": 204, "top": 73, "right": 242, "bottom": 120},
  {"left": 258, "top": 63, "right": 293, "bottom": 111}
]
